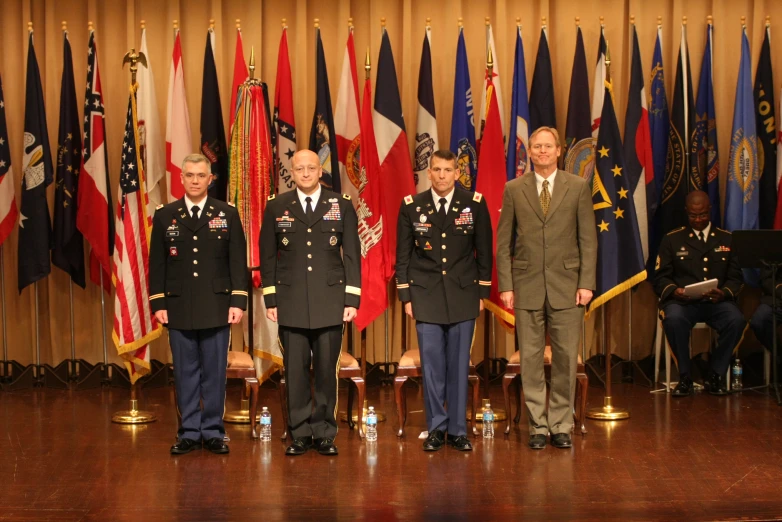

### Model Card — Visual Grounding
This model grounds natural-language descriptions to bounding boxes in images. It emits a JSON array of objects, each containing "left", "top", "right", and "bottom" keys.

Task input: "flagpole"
[
  {"left": 586, "top": 38, "right": 629, "bottom": 421},
  {"left": 0, "top": 245, "right": 6, "bottom": 381},
  {"left": 3, "top": 244, "right": 34, "bottom": 389}
]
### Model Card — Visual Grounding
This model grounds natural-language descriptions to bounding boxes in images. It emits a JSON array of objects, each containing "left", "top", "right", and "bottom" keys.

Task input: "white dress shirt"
[
  {"left": 431, "top": 188, "right": 455, "bottom": 213},
  {"left": 535, "top": 170, "right": 558, "bottom": 196},
  {"left": 297, "top": 185, "right": 322, "bottom": 213},
  {"left": 184, "top": 195, "right": 207, "bottom": 219},
  {"left": 693, "top": 223, "right": 711, "bottom": 242}
]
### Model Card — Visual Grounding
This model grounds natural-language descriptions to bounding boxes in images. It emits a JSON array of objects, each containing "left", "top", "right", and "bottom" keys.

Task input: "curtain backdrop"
[{"left": 0, "top": 0, "right": 775, "bottom": 368}]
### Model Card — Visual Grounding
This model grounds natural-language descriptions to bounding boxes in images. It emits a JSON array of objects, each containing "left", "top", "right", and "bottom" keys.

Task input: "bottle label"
[
  {"left": 732, "top": 367, "right": 742, "bottom": 376},
  {"left": 366, "top": 417, "right": 377, "bottom": 426},
  {"left": 484, "top": 413, "right": 494, "bottom": 422},
  {"left": 261, "top": 417, "right": 271, "bottom": 425}
]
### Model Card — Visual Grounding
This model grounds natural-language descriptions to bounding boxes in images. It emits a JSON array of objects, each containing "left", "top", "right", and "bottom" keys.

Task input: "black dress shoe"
[
  {"left": 314, "top": 437, "right": 339, "bottom": 456},
  {"left": 170, "top": 438, "right": 201, "bottom": 455},
  {"left": 285, "top": 437, "right": 313, "bottom": 456},
  {"left": 672, "top": 376, "right": 694, "bottom": 397},
  {"left": 528, "top": 434, "right": 547, "bottom": 450},
  {"left": 446, "top": 434, "right": 473, "bottom": 451},
  {"left": 423, "top": 429, "right": 445, "bottom": 452},
  {"left": 704, "top": 372, "right": 728, "bottom": 396},
  {"left": 551, "top": 433, "right": 572, "bottom": 449},
  {"left": 205, "top": 437, "right": 229, "bottom": 454}
]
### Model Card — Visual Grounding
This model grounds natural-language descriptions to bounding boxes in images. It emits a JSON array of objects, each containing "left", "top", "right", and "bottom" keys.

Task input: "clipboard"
[{"left": 682, "top": 278, "right": 718, "bottom": 298}]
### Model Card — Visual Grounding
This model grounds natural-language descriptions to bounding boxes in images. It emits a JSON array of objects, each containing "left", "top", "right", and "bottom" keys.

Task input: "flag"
[
  {"left": 476, "top": 68, "right": 511, "bottom": 324},
  {"left": 166, "top": 29, "right": 192, "bottom": 202},
  {"left": 112, "top": 83, "right": 162, "bottom": 384},
  {"left": 200, "top": 28, "right": 228, "bottom": 200},
  {"left": 661, "top": 24, "right": 695, "bottom": 235},
  {"left": 478, "top": 22, "right": 505, "bottom": 146},
  {"left": 18, "top": 31, "right": 53, "bottom": 293},
  {"left": 590, "top": 27, "right": 607, "bottom": 139},
  {"left": 335, "top": 29, "right": 361, "bottom": 201},
  {"left": 648, "top": 26, "right": 670, "bottom": 272},
  {"left": 354, "top": 70, "right": 388, "bottom": 331},
  {"left": 52, "top": 31, "right": 85, "bottom": 288},
  {"left": 229, "top": 79, "right": 274, "bottom": 288},
  {"left": 230, "top": 27, "right": 248, "bottom": 132},
  {"left": 138, "top": 27, "right": 164, "bottom": 214},
  {"left": 309, "top": 28, "right": 340, "bottom": 192},
  {"left": 724, "top": 28, "right": 759, "bottom": 233},
  {"left": 77, "top": 31, "right": 114, "bottom": 291},
  {"left": 273, "top": 26, "right": 296, "bottom": 195},
  {"left": 0, "top": 77, "right": 18, "bottom": 248},
  {"left": 449, "top": 28, "right": 478, "bottom": 191},
  {"left": 563, "top": 25, "right": 593, "bottom": 182},
  {"left": 229, "top": 79, "right": 277, "bottom": 379},
  {"left": 692, "top": 23, "right": 720, "bottom": 226},
  {"left": 529, "top": 27, "right": 556, "bottom": 132},
  {"left": 375, "top": 29, "right": 416, "bottom": 280},
  {"left": 776, "top": 88, "right": 782, "bottom": 229},
  {"left": 588, "top": 83, "right": 646, "bottom": 315},
  {"left": 414, "top": 26, "right": 439, "bottom": 192},
  {"left": 755, "top": 24, "right": 777, "bottom": 229},
  {"left": 624, "top": 24, "right": 655, "bottom": 264},
  {"left": 507, "top": 24, "right": 530, "bottom": 180}
]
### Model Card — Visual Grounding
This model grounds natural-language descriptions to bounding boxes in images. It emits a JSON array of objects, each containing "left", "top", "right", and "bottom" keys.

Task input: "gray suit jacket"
[{"left": 496, "top": 170, "right": 597, "bottom": 310}]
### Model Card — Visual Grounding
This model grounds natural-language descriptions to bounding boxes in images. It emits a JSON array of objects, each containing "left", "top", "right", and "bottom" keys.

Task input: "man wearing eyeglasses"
[
  {"left": 395, "top": 149, "right": 493, "bottom": 452},
  {"left": 496, "top": 127, "right": 596, "bottom": 451},
  {"left": 149, "top": 153, "right": 248, "bottom": 455},
  {"left": 654, "top": 190, "right": 746, "bottom": 397},
  {"left": 260, "top": 149, "right": 360, "bottom": 457}
]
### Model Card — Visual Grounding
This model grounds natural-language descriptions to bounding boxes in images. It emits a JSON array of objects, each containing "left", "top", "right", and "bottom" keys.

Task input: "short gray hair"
[{"left": 181, "top": 153, "right": 211, "bottom": 173}]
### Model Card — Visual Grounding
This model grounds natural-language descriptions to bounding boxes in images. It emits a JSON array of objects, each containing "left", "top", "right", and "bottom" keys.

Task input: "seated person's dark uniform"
[{"left": 750, "top": 267, "right": 782, "bottom": 371}]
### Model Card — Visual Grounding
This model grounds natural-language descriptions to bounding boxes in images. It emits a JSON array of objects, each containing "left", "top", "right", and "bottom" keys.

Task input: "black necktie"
[
  {"left": 191, "top": 205, "right": 200, "bottom": 220},
  {"left": 305, "top": 196, "right": 313, "bottom": 216},
  {"left": 697, "top": 231, "right": 706, "bottom": 243},
  {"left": 438, "top": 198, "right": 447, "bottom": 224}
]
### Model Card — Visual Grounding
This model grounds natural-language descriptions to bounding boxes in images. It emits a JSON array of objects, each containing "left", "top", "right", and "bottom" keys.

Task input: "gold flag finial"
[
  {"left": 381, "top": 17, "right": 386, "bottom": 28},
  {"left": 209, "top": 19, "right": 215, "bottom": 30},
  {"left": 249, "top": 46, "right": 255, "bottom": 79},
  {"left": 173, "top": 19, "right": 179, "bottom": 30},
  {"left": 62, "top": 20, "right": 68, "bottom": 32},
  {"left": 600, "top": 16, "right": 605, "bottom": 26},
  {"left": 541, "top": 16, "right": 547, "bottom": 28},
  {"left": 365, "top": 48, "right": 371, "bottom": 80},
  {"left": 236, "top": 19, "right": 241, "bottom": 29},
  {"left": 281, "top": 18, "right": 287, "bottom": 28},
  {"left": 485, "top": 16, "right": 490, "bottom": 26},
  {"left": 517, "top": 17, "right": 522, "bottom": 28},
  {"left": 458, "top": 17, "right": 463, "bottom": 28},
  {"left": 707, "top": 15, "right": 713, "bottom": 25},
  {"left": 426, "top": 17, "right": 431, "bottom": 28},
  {"left": 123, "top": 47, "right": 148, "bottom": 85},
  {"left": 348, "top": 17, "right": 353, "bottom": 28},
  {"left": 630, "top": 15, "right": 635, "bottom": 25},
  {"left": 741, "top": 16, "right": 746, "bottom": 29},
  {"left": 314, "top": 18, "right": 320, "bottom": 29},
  {"left": 88, "top": 20, "right": 93, "bottom": 31},
  {"left": 140, "top": 20, "right": 146, "bottom": 30},
  {"left": 28, "top": 21, "right": 33, "bottom": 32},
  {"left": 682, "top": 16, "right": 687, "bottom": 25},
  {"left": 766, "top": 15, "right": 771, "bottom": 27},
  {"left": 575, "top": 17, "right": 580, "bottom": 27},
  {"left": 657, "top": 16, "right": 662, "bottom": 27}
]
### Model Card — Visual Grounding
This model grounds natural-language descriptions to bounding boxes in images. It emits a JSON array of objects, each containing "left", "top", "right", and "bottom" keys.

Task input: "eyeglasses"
[
  {"left": 430, "top": 167, "right": 456, "bottom": 174},
  {"left": 293, "top": 165, "right": 320, "bottom": 173},
  {"left": 686, "top": 212, "right": 710, "bottom": 219},
  {"left": 183, "top": 172, "right": 210, "bottom": 180}
]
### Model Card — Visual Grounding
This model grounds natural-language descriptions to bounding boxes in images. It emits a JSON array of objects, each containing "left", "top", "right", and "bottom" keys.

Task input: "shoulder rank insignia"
[
  {"left": 156, "top": 204, "right": 164, "bottom": 210},
  {"left": 472, "top": 192, "right": 483, "bottom": 203},
  {"left": 342, "top": 194, "right": 351, "bottom": 201},
  {"left": 404, "top": 195, "right": 414, "bottom": 205},
  {"left": 267, "top": 194, "right": 276, "bottom": 201},
  {"left": 666, "top": 226, "right": 685, "bottom": 236},
  {"left": 228, "top": 201, "right": 236, "bottom": 207}
]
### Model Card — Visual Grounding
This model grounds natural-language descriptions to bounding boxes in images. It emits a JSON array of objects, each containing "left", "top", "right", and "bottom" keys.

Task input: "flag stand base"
[
  {"left": 466, "top": 398, "right": 508, "bottom": 422},
  {"left": 2, "top": 361, "right": 35, "bottom": 391},
  {"left": 586, "top": 396, "right": 630, "bottom": 420},
  {"left": 224, "top": 399, "right": 257, "bottom": 424},
  {"left": 112, "top": 399, "right": 157, "bottom": 424},
  {"left": 38, "top": 364, "right": 69, "bottom": 389}
]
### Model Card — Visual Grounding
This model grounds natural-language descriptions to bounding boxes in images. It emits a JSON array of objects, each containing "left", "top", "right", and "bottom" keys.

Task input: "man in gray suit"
[{"left": 496, "top": 127, "right": 597, "bottom": 450}]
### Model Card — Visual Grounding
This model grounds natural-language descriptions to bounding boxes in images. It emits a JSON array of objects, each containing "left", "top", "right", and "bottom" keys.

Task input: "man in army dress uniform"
[
  {"left": 149, "top": 153, "right": 248, "bottom": 455},
  {"left": 260, "top": 149, "right": 361, "bottom": 456},
  {"left": 395, "top": 149, "right": 493, "bottom": 452},
  {"left": 654, "top": 190, "right": 746, "bottom": 397}
]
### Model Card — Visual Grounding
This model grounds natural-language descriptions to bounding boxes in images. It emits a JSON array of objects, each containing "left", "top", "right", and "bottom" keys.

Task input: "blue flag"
[
  {"left": 507, "top": 25, "right": 530, "bottom": 180},
  {"left": 754, "top": 25, "right": 777, "bottom": 229},
  {"left": 529, "top": 28, "right": 556, "bottom": 131},
  {"left": 692, "top": 23, "right": 720, "bottom": 226},
  {"left": 588, "top": 84, "right": 646, "bottom": 314},
  {"left": 648, "top": 27, "right": 669, "bottom": 273},
  {"left": 563, "top": 26, "right": 592, "bottom": 182},
  {"left": 725, "top": 29, "right": 759, "bottom": 233},
  {"left": 449, "top": 28, "right": 477, "bottom": 191},
  {"left": 309, "top": 28, "right": 340, "bottom": 192}
]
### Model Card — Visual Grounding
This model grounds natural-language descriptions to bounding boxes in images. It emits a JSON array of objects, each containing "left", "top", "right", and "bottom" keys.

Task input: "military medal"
[
  {"left": 420, "top": 215, "right": 427, "bottom": 223},
  {"left": 169, "top": 246, "right": 178, "bottom": 256},
  {"left": 282, "top": 237, "right": 289, "bottom": 246},
  {"left": 329, "top": 236, "right": 338, "bottom": 246}
]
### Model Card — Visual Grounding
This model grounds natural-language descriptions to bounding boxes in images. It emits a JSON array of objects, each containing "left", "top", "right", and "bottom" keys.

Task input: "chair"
[
  {"left": 501, "top": 345, "right": 588, "bottom": 435},
  {"left": 654, "top": 318, "right": 728, "bottom": 392},
  {"left": 272, "top": 344, "right": 367, "bottom": 441},
  {"left": 394, "top": 348, "right": 481, "bottom": 437}
]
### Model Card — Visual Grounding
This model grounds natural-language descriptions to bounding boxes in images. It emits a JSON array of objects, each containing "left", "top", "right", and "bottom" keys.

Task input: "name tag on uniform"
[
  {"left": 677, "top": 250, "right": 689, "bottom": 256},
  {"left": 166, "top": 231, "right": 180, "bottom": 237},
  {"left": 277, "top": 222, "right": 292, "bottom": 228},
  {"left": 324, "top": 202, "right": 342, "bottom": 220}
]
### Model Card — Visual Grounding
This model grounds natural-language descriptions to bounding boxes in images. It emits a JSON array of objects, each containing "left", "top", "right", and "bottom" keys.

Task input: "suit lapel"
[
  {"left": 685, "top": 229, "right": 708, "bottom": 254},
  {"left": 545, "top": 172, "right": 569, "bottom": 219},
  {"left": 287, "top": 194, "right": 307, "bottom": 223},
  {"left": 441, "top": 193, "right": 464, "bottom": 231},
  {"left": 191, "top": 197, "right": 214, "bottom": 232},
  {"left": 308, "top": 193, "right": 331, "bottom": 225},
  {"left": 174, "top": 199, "right": 193, "bottom": 231},
  {"left": 521, "top": 175, "right": 545, "bottom": 222}
]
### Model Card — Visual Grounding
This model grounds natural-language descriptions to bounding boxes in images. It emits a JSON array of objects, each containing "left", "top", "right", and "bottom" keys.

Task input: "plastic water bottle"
[
  {"left": 482, "top": 403, "right": 495, "bottom": 438},
  {"left": 366, "top": 406, "right": 378, "bottom": 442},
  {"left": 731, "top": 359, "right": 743, "bottom": 391},
  {"left": 260, "top": 407, "right": 272, "bottom": 441}
]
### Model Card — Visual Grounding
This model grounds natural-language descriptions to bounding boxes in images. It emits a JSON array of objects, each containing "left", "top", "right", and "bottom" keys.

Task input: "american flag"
[
  {"left": 112, "top": 84, "right": 161, "bottom": 383},
  {"left": 0, "top": 75, "right": 18, "bottom": 246},
  {"left": 76, "top": 31, "right": 114, "bottom": 290}
]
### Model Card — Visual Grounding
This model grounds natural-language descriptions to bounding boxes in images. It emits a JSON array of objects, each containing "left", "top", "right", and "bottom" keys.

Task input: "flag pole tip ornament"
[
  {"left": 314, "top": 18, "right": 320, "bottom": 29},
  {"left": 173, "top": 19, "right": 178, "bottom": 30},
  {"left": 485, "top": 16, "right": 490, "bottom": 26},
  {"left": 630, "top": 15, "right": 635, "bottom": 25},
  {"left": 281, "top": 18, "right": 287, "bottom": 28},
  {"left": 426, "top": 18, "right": 431, "bottom": 27},
  {"left": 707, "top": 15, "right": 713, "bottom": 25},
  {"left": 574, "top": 17, "right": 579, "bottom": 26},
  {"left": 140, "top": 19, "right": 146, "bottom": 29},
  {"left": 62, "top": 20, "right": 67, "bottom": 31},
  {"left": 541, "top": 17, "right": 547, "bottom": 28},
  {"left": 458, "top": 17, "right": 463, "bottom": 28},
  {"left": 348, "top": 17, "right": 354, "bottom": 28},
  {"left": 122, "top": 48, "right": 147, "bottom": 84},
  {"left": 766, "top": 15, "right": 771, "bottom": 26},
  {"left": 209, "top": 19, "right": 215, "bottom": 30}
]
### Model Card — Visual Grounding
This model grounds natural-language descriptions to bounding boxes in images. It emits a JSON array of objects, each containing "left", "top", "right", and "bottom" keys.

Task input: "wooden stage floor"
[{"left": 2, "top": 380, "right": 782, "bottom": 521}]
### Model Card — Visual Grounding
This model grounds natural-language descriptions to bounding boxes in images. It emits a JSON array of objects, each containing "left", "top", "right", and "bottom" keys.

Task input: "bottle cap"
[
  {"left": 486, "top": 403, "right": 491, "bottom": 408},
  {"left": 369, "top": 406, "right": 375, "bottom": 410},
  {"left": 262, "top": 406, "right": 268, "bottom": 410}
]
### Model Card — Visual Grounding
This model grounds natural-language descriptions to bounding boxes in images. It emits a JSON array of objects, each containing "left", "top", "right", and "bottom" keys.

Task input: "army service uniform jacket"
[
  {"left": 260, "top": 189, "right": 361, "bottom": 329},
  {"left": 148, "top": 197, "right": 248, "bottom": 330},
  {"left": 654, "top": 226, "right": 744, "bottom": 307},
  {"left": 395, "top": 188, "right": 493, "bottom": 325}
]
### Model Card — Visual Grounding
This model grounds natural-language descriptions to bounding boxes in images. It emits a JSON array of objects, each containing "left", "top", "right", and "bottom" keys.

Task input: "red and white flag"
[
  {"left": 374, "top": 30, "right": 416, "bottom": 280},
  {"left": 165, "top": 30, "right": 191, "bottom": 202},
  {"left": 273, "top": 26, "right": 296, "bottom": 194},
  {"left": 478, "top": 22, "right": 505, "bottom": 147},
  {"left": 230, "top": 27, "right": 248, "bottom": 132},
  {"left": 137, "top": 27, "right": 164, "bottom": 214},
  {"left": 113, "top": 84, "right": 161, "bottom": 384},
  {"left": 335, "top": 29, "right": 361, "bottom": 202},
  {"left": 476, "top": 71, "right": 512, "bottom": 324},
  {"left": 355, "top": 67, "right": 387, "bottom": 330},
  {"left": 76, "top": 31, "right": 114, "bottom": 289},
  {"left": 591, "top": 26, "right": 607, "bottom": 138},
  {"left": 0, "top": 75, "right": 18, "bottom": 246}
]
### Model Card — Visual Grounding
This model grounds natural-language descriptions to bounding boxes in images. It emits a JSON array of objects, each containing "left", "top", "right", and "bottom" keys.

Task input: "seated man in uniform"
[
  {"left": 750, "top": 268, "right": 782, "bottom": 372},
  {"left": 654, "top": 190, "right": 746, "bottom": 396}
]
